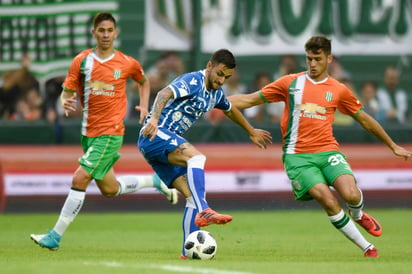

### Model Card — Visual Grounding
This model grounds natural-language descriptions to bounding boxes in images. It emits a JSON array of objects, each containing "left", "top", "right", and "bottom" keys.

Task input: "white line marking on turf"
[{"left": 83, "top": 261, "right": 254, "bottom": 274}]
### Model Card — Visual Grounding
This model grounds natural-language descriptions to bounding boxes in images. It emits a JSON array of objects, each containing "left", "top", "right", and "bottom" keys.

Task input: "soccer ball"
[{"left": 184, "top": 230, "right": 217, "bottom": 260}]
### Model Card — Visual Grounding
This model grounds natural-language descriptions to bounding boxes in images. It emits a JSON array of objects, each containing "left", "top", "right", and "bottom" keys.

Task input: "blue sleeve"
[
  {"left": 214, "top": 92, "right": 232, "bottom": 111},
  {"left": 168, "top": 73, "right": 200, "bottom": 99}
]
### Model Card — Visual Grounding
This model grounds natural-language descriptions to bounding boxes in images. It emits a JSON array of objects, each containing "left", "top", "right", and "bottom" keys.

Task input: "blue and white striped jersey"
[{"left": 145, "top": 69, "right": 232, "bottom": 136}]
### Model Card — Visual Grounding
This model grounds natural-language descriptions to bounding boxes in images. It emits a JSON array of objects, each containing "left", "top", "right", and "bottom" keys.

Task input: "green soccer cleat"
[{"left": 30, "top": 230, "right": 61, "bottom": 251}]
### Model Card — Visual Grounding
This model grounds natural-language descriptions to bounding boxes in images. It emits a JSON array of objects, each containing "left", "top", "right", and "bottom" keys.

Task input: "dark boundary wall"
[{"left": 4, "top": 190, "right": 412, "bottom": 213}]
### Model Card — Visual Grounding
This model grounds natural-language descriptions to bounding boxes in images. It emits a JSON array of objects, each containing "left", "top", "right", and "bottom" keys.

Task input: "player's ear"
[{"left": 327, "top": 54, "right": 333, "bottom": 64}]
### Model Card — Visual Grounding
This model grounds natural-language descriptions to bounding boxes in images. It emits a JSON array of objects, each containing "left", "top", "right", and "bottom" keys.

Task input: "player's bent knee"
[
  {"left": 187, "top": 154, "right": 206, "bottom": 168},
  {"left": 101, "top": 190, "right": 117, "bottom": 198}
]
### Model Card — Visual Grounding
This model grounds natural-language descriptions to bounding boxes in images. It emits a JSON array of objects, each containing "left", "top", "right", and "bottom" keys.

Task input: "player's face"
[
  {"left": 92, "top": 20, "right": 118, "bottom": 51},
  {"left": 205, "top": 62, "right": 234, "bottom": 90},
  {"left": 305, "top": 50, "right": 332, "bottom": 81}
]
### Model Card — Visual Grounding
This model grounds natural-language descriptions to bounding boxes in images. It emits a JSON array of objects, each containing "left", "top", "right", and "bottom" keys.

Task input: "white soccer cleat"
[
  {"left": 166, "top": 188, "right": 179, "bottom": 205},
  {"left": 152, "top": 173, "right": 179, "bottom": 205}
]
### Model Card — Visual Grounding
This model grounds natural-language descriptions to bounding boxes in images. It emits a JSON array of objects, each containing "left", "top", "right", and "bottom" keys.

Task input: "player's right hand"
[
  {"left": 141, "top": 119, "right": 159, "bottom": 141},
  {"left": 249, "top": 128, "right": 272, "bottom": 149},
  {"left": 60, "top": 92, "right": 77, "bottom": 117}
]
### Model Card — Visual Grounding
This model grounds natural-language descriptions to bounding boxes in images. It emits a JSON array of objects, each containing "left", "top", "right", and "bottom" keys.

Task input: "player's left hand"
[{"left": 249, "top": 129, "right": 272, "bottom": 149}]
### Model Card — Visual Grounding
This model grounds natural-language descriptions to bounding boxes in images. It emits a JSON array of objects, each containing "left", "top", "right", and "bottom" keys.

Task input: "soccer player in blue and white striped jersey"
[{"left": 137, "top": 49, "right": 272, "bottom": 258}]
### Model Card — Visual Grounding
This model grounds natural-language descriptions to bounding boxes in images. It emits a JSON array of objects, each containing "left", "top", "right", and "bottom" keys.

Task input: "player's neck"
[
  {"left": 306, "top": 72, "right": 329, "bottom": 83},
  {"left": 94, "top": 47, "right": 115, "bottom": 59}
]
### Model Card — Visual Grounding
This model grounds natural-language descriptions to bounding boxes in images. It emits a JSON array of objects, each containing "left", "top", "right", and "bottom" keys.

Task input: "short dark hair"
[
  {"left": 305, "top": 35, "right": 331, "bottom": 55},
  {"left": 93, "top": 12, "right": 117, "bottom": 29},
  {"left": 210, "top": 49, "right": 236, "bottom": 69}
]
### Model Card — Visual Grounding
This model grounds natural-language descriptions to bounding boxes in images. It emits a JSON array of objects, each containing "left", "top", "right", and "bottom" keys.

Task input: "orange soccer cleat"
[
  {"left": 353, "top": 211, "right": 382, "bottom": 237},
  {"left": 195, "top": 208, "right": 233, "bottom": 227},
  {"left": 364, "top": 247, "right": 379, "bottom": 258}
]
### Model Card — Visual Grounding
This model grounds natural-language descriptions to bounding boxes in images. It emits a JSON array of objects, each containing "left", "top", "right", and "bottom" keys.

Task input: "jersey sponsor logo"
[
  {"left": 297, "top": 103, "right": 327, "bottom": 120},
  {"left": 183, "top": 105, "right": 203, "bottom": 119},
  {"left": 297, "top": 103, "right": 326, "bottom": 114},
  {"left": 86, "top": 81, "right": 115, "bottom": 96},
  {"left": 180, "top": 115, "right": 193, "bottom": 129},
  {"left": 113, "top": 69, "right": 121, "bottom": 80}
]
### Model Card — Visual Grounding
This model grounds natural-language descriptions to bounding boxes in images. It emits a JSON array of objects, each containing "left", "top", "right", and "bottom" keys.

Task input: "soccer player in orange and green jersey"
[
  {"left": 229, "top": 35, "right": 412, "bottom": 258},
  {"left": 62, "top": 47, "right": 146, "bottom": 137},
  {"left": 30, "top": 12, "right": 178, "bottom": 251}
]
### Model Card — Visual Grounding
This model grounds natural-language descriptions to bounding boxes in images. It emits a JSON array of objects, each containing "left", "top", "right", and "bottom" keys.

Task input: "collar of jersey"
[
  {"left": 92, "top": 48, "right": 116, "bottom": 63},
  {"left": 305, "top": 72, "right": 329, "bottom": 85}
]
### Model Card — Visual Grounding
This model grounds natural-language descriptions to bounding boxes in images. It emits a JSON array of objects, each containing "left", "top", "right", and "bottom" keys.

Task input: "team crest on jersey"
[
  {"left": 113, "top": 69, "right": 121, "bottom": 80},
  {"left": 325, "top": 91, "right": 333, "bottom": 102},
  {"left": 172, "top": 111, "right": 182, "bottom": 121}
]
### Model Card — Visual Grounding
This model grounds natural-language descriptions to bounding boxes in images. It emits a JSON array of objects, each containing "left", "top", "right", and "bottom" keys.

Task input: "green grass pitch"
[{"left": 1, "top": 209, "right": 411, "bottom": 274}]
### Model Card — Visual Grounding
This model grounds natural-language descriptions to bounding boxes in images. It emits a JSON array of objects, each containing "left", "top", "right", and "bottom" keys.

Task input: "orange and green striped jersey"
[
  {"left": 62, "top": 48, "right": 145, "bottom": 137},
  {"left": 260, "top": 72, "right": 363, "bottom": 154}
]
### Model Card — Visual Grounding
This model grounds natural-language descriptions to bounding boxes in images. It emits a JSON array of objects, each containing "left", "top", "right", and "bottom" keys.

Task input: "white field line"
[{"left": 83, "top": 261, "right": 254, "bottom": 274}]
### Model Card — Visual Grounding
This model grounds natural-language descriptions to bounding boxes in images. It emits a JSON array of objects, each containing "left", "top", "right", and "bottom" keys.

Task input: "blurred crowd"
[{"left": 1, "top": 52, "right": 411, "bottom": 127}]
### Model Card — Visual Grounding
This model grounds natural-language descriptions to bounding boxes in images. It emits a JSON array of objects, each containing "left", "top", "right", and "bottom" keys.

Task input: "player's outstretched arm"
[
  {"left": 134, "top": 77, "right": 150, "bottom": 124},
  {"left": 353, "top": 111, "right": 412, "bottom": 160},
  {"left": 228, "top": 91, "right": 264, "bottom": 109},
  {"left": 224, "top": 106, "right": 272, "bottom": 149}
]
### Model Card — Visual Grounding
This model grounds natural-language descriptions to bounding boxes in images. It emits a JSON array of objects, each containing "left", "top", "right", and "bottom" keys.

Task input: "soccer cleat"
[
  {"left": 180, "top": 254, "right": 188, "bottom": 260},
  {"left": 166, "top": 188, "right": 179, "bottom": 205},
  {"left": 152, "top": 173, "right": 179, "bottom": 205},
  {"left": 351, "top": 211, "right": 382, "bottom": 237},
  {"left": 30, "top": 230, "right": 61, "bottom": 251},
  {"left": 195, "top": 208, "right": 233, "bottom": 227},
  {"left": 364, "top": 247, "right": 379, "bottom": 258}
]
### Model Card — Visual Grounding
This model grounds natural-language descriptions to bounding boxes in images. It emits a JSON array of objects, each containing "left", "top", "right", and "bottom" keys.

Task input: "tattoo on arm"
[{"left": 151, "top": 88, "right": 173, "bottom": 119}]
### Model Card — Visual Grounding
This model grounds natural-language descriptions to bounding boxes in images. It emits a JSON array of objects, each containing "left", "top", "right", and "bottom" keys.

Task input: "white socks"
[
  {"left": 329, "top": 209, "right": 372, "bottom": 252},
  {"left": 53, "top": 188, "right": 85, "bottom": 236},
  {"left": 116, "top": 175, "right": 156, "bottom": 195}
]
